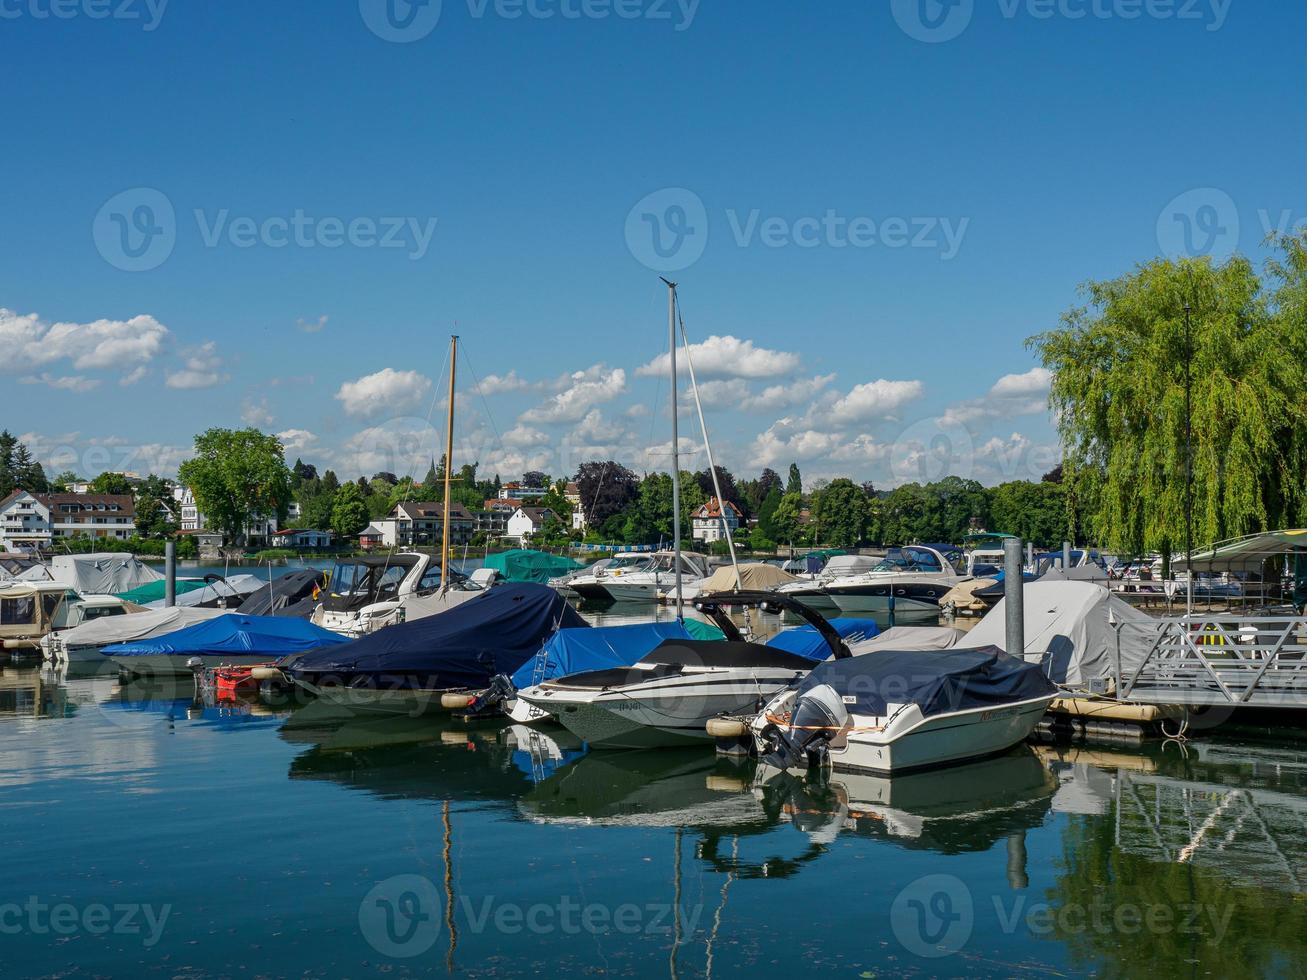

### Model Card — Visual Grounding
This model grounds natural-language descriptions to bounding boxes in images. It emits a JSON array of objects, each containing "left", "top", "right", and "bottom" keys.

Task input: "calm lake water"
[{"left": 3, "top": 603, "right": 1307, "bottom": 978}]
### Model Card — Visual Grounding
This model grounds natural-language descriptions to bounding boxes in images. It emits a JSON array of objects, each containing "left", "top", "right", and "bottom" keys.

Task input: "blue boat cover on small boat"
[
  {"left": 797, "top": 645, "right": 1057, "bottom": 718},
  {"left": 511, "top": 621, "right": 698, "bottom": 690},
  {"left": 102, "top": 613, "right": 349, "bottom": 657},
  {"left": 288, "top": 583, "right": 588, "bottom": 690},
  {"left": 765, "top": 617, "right": 880, "bottom": 659}
]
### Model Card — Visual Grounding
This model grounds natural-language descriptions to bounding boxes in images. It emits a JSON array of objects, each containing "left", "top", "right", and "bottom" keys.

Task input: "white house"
[
  {"left": 498, "top": 482, "right": 548, "bottom": 501},
  {"left": 270, "top": 528, "right": 334, "bottom": 549},
  {"left": 506, "top": 507, "right": 555, "bottom": 544},
  {"left": 0, "top": 491, "right": 137, "bottom": 551},
  {"left": 691, "top": 497, "right": 742, "bottom": 544},
  {"left": 172, "top": 486, "right": 297, "bottom": 545}
]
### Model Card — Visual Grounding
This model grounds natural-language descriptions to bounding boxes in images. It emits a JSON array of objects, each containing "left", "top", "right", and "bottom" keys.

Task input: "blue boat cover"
[
  {"left": 511, "top": 621, "right": 699, "bottom": 690},
  {"left": 797, "top": 645, "right": 1057, "bottom": 718},
  {"left": 287, "top": 583, "right": 588, "bottom": 690},
  {"left": 103, "top": 613, "right": 349, "bottom": 657},
  {"left": 765, "top": 617, "right": 880, "bottom": 659}
]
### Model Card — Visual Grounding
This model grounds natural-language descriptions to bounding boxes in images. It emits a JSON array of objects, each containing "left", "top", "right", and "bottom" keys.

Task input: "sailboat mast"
[
  {"left": 664, "top": 278, "right": 683, "bottom": 619},
  {"left": 440, "top": 334, "right": 458, "bottom": 592}
]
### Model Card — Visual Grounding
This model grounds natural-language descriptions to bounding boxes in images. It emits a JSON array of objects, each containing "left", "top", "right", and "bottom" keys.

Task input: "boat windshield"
[
  {"left": 603, "top": 555, "right": 655, "bottom": 574},
  {"left": 322, "top": 559, "right": 412, "bottom": 611},
  {"left": 873, "top": 547, "right": 963, "bottom": 574}
]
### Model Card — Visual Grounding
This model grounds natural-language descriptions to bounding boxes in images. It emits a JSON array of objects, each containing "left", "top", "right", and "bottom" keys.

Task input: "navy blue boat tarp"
[
  {"left": 103, "top": 613, "right": 350, "bottom": 657},
  {"left": 797, "top": 645, "right": 1057, "bottom": 718},
  {"left": 765, "top": 618, "right": 880, "bottom": 659},
  {"left": 511, "top": 621, "right": 698, "bottom": 690},
  {"left": 288, "top": 583, "right": 588, "bottom": 690}
]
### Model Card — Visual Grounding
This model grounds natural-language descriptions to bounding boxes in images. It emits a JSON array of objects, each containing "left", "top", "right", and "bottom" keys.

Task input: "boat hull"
[
  {"left": 825, "top": 581, "right": 954, "bottom": 615},
  {"left": 108, "top": 652, "right": 277, "bottom": 679},
  {"left": 804, "top": 697, "right": 1055, "bottom": 776}
]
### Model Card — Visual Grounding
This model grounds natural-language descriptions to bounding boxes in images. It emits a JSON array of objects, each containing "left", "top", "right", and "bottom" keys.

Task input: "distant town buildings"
[{"left": 0, "top": 490, "right": 137, "bottom": 551}]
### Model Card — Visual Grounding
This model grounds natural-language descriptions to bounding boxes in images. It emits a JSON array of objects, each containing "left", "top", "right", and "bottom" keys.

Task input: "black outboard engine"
[{"left": 761, "top": 683, "right": 849, "bottom": 770}]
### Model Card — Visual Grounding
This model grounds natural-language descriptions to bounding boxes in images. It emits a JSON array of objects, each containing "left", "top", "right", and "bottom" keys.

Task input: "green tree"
[
  {"left": 330, "top": 481, "right": 370, "bottom": 539},
  {"left": 1030, "top": 244, "right": 1307, "bottom": 554},
  {"left": 771, "top": 492, "right": 806, "bottom": 546},
  {"left": 177, "top": 428, "right": 293, "bottom": 545},
  {"left": 89, "top": 471, "right": 132, "bottom": 495},
  {"left": 988, "top": 480, "right": 1068, "bottom": 547},
  {"left": 810, "top": 478, "right": 868, "bottom": 548},
  {"left": 879, "top": 482, "right": 943, "bottom": 545},
  {"left": 50, "top": 470, "right": 79, "bottom": 493},
  {"left": 757, "top": 483, "right": 784, "bottom": 539},
  {"left": 134, "top": 475, "right": 178, "bottom": 539},
  {"left": 786, "top": 463, "right": 802, "bottom": 497}
]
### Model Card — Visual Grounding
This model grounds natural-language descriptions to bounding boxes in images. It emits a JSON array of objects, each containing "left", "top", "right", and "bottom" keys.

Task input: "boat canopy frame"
[{"left": 692, "top": 590, "right": 854, "bottom": 660}]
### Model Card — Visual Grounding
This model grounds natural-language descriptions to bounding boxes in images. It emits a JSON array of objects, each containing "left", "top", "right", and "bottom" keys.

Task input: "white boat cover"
[
  {"left": 958, "top": 581, "right": 1160, "bottom": 688},
  {"left": 848, "top": 625, "right": 967, "bottom": 655},
  {"left": 822, "top": 555, "right": 878, "bottom": 577},
  {"left": 50, "top": 606, "right": 223, "bottom": 650},
  {"left": 46, "top": 554, "right": 164, "bottom": 594},
  {"left": 145, "top": 574, "right": 266, "bottom": 608},
  {"left": 699, "top": 563, "right": 798, "bottom": 594}
]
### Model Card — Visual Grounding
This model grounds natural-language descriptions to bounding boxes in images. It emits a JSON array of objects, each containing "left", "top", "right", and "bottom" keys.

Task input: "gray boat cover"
[
  {"left": 848, "top": 625, "right": 966, "bottom": 655},
  {"left": 51, "top": 606, "right": 223, "bottom": 650},
  {"left": 46, "top": 554, "right": 164, "bottom": 594},
  {"left": 958, "top": 581, "right": 1160, "bottom": 688},
  {"left": 145, "top": 574, "right": 266, "bottom": 609}
]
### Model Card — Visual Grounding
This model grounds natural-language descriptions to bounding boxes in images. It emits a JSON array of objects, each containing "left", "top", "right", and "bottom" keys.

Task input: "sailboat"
[{"left": 279, "top": 336, "right": 587, "bottom": 714}]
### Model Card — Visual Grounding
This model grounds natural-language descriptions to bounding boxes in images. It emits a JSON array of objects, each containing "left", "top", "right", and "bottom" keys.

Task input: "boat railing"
[{"left": 1117, "top": 614, "right": 1307, "bottom": 707}]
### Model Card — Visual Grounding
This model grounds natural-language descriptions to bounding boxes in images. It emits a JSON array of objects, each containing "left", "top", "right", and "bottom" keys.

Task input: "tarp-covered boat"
[
  {"left": 104, "top": 613, "right": 349, "bottom": 677},
  {"left": 47, "top": 554, "right": 163, "bottom": 595},
  {"left": 696, "top": 562, "right": 797, "bottom": 595},
  {"left": 144, "top": 574, "right": 266, "bottom": 609},
  {"left": 283, "top": 583, "right": 588, "bottom": 711},
  {"left": 43, "top": 605, "right": 223, "bottom": 663},
  {"left": 484, "top": 550, "right": 585, "bottom": 585},
  {"left": 237, "top": 568, "right": 329, "bottom": 617}
]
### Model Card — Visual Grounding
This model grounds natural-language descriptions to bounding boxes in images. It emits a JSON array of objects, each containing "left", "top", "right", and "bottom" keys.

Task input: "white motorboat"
[
  {"left": 751, "top": 645, "right": 1058, "bottom": 776},
  {"left": 772, "top": 554, "right": 880, "bottom": 617},
  {"left": 309, "top": 551, "right": 487, "bottom": 638},
  {"left": 818, "top": 544, "right": 970, "bottom": 615},
  {"left": 567, "top": 550, "right": 710, "bottom": 604},
  {"left": 516, "top": 591, "right": 855, "bottom": 749}
]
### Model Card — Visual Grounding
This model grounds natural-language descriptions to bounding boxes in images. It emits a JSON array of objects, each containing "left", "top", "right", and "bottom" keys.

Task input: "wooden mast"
[{"left": 440, "top": 335, "right": 458, "bottom": 592}]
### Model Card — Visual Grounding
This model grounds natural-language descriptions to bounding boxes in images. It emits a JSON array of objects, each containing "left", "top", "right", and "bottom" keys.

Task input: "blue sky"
[{"left": 2, "top": 0, "right": 1303, "bottom": 489}]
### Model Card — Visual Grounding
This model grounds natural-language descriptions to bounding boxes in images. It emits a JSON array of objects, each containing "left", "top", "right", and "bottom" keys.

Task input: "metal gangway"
[{"left": 1119, "top": 614, "right": 1307, "bottom": 708}]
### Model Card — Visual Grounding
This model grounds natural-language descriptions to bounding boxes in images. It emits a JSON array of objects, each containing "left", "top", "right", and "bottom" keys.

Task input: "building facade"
[
  {"left": 691, "top": 498, "right": 742, "bottom": 543},
  {"left": 0, "top": 491, "right": 136, "bottom": 551},
  {"left": 390, "top": 502, "right": 475, "bottom": 546}
]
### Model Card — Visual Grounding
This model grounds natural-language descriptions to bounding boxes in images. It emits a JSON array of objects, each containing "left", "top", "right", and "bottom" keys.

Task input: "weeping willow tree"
[{"left": 1028, "top": 233, "right": 1307, "bottom": 555}]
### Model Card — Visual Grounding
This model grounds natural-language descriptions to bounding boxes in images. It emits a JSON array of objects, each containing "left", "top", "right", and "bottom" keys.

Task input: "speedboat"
[
  {"left": 772, "top": 554, "right": 880, "bottom": 617},
  {"left": 567, "top": 550, "right": 711, "bottom": 604},
  {"left": 281, "top": 582, "right": 589, "bottom": 716},
  {"left": 515, "top": 592, "right": 858, "bottom": 749},
  {"left": 751, "top": 645, "right": 1058, "bottom": 776},
  {"left": 309, "top": 552, "right": 487, "bottom": 638},
  {"left": 818, "top": 544, "right": 970, "bottom": 615}
]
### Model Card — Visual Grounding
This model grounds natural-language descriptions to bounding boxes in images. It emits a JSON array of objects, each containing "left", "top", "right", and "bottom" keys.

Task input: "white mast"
[{"left": 663, "top": 278, "right": 683, "bottom": 620}]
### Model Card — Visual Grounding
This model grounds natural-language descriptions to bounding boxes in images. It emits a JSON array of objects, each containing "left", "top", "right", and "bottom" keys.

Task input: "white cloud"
[
  {"left": 502, "top": 424, "right": 551, "bottom": 448},
  {"left": 242, "top": 398, "right": 275, "bottom": 428},
  {"left": 522, "top": 366, "right": 626, "bottom": 424},
  {"left": 298, "top": 315, "right": 328, "bottom": 334},
  {"left": 335, "top": 367, "right": 434, "bottom": 418},
  {"left": 572, "top": 409, "right": 625, "bottom": 444},
  {"left": 277, "top": 429, "right": 318, "bottom": 454},
  {"left": 0, "top": 308, "right": 170, "bottom": 382},
  {"left": 940, "top": 368, "right": 1052, "bottom": 426},
  {"left": 991, "top": 367, "right": 1052, "bottom": 397},
  {"left": 750, "top": 420, "right": 844, "bottom": 467},
  {"left": 166, "top": 342, "right": 226, "bottom": 390},
  {"left": 19, "top": 373, "right": 100, "bottom": 393},
  {"left": 740, "top": 374, "right": 837, "bottom": 413},
  {"left": 828, "top": 379, "right": 925, "bottom": 424},
  {"left": 637, "top": 335, "right": 802, "bottom": 380},
  {"left": 119, "top": 366, "right": 148, "bottom": 387},
  {"left": 476, "top": 370, "right": 530, "bottom": 395}
]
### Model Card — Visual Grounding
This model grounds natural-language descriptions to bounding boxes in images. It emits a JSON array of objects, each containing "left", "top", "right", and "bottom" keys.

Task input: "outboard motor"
[{"left": 761, "top": 683, "right": 849, "bottom": 770}]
